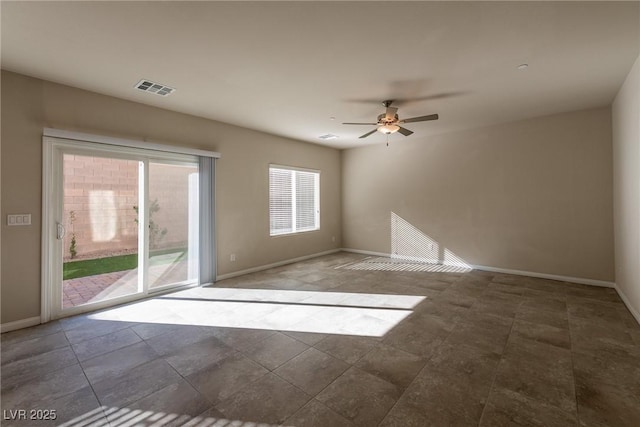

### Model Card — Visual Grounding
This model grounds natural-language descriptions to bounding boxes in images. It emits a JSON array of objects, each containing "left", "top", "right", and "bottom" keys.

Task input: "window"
[{"left": 269, "top": 165, "right": 320, "bottom": 236}]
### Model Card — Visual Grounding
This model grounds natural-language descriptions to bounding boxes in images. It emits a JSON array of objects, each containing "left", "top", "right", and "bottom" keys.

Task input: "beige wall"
[
  {"left": 613, "top": 53, "right": 640, "bottom": 321},
  {"left": 1, "top": 70, "right": 342, "bottom": 324},
  {"left": 342, "top": 107, "right": 614, "bottom": 282}
]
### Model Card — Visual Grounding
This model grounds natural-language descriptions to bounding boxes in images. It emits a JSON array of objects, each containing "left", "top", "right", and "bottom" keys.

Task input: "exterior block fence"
[{"left": 63, "top": 155, "right": 193, "bottom": 261}]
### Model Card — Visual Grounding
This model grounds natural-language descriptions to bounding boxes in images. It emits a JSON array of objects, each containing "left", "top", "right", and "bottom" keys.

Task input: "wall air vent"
[
  {"left": 318, "top": 134, "right": 339, "bottom": 140},
  {"left": 135, "top": 79, "right": 175, "bottom": 96}
]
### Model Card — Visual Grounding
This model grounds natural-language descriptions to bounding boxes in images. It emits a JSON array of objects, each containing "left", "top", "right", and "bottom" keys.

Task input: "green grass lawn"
[{"left": 63, "top": 249, "right": 186, "bottom": 280}]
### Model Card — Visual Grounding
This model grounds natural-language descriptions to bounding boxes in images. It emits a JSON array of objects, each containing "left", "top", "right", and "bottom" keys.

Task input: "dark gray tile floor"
[{"left": 1, "top": 252, "right": 640, "bottom": 426}]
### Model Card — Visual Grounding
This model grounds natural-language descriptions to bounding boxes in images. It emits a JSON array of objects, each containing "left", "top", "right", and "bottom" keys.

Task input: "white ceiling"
[{"left": 2, "top": 1, "right": 639, "bottom": 149}]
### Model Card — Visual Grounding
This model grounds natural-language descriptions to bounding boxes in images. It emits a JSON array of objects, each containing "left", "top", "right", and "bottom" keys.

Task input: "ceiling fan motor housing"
[{"left": 377, "top": 113, "right": 399, "bottom": 125}]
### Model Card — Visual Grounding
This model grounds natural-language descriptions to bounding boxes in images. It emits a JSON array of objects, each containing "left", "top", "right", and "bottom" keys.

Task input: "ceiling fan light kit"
[
  {"left": 343, "top": 100, "right": 439, "bottom": 140},
  {"left": 378, "top": 124, "right": 400, "bottom": 134}
]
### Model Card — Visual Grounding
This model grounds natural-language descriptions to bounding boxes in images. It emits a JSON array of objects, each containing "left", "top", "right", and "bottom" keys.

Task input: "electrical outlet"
[
  {"left": 230, "top": 254, "right": 236, "bottom": 262},
  {"left": 332, "top": 236, "right": 336, "bottom": 243}
]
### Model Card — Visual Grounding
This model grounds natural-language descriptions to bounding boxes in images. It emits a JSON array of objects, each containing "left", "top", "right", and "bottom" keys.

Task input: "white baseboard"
[
  {"left": 472, "top": 264, "right": 615, "bottom": 288},
  {"left": 340, "top": 248, "right": 615, "bottom": 288},
  {"left": 614, "top": 284, "right": 640, "bottom": 325},
  {"left": 0, "top": 316, "right": 41, "bottom": 333},
  {"left": 340, "top": 248, "right": 389, "bottom": 258},
  {"left": 216, "top": 249, "right": 341, "bottom": 281}
]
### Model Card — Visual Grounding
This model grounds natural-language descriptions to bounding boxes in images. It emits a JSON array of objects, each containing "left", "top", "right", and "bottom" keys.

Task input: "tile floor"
[{"left": 2, "top": 252, "right": 640, "bottom": 426}]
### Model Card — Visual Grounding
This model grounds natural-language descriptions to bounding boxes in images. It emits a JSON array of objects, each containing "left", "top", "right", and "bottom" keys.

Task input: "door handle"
[{"left": 56, "top": 223, "right": 65, "bottom": 240}]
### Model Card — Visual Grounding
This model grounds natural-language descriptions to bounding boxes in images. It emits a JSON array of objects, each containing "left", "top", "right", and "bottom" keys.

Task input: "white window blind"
[{"left": 269, "top": 165, "right": 320, "bottom": 236}]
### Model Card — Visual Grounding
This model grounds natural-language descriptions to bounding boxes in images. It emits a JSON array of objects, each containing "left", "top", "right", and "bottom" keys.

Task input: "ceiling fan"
[{"left": 343, "top": 100, "right": 439, "bottom": 139}]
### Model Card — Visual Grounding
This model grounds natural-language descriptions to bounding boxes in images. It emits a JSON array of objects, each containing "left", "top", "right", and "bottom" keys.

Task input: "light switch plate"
[{"left": 7, "top": 214, "right": 31, "bottom": 226}]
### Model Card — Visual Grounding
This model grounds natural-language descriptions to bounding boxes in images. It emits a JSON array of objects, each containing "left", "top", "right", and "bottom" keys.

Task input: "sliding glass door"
[
  {"left": 61, "top": 154, "right": 143, "bottom": 309},
  {"left": 45, "top": 138, "right": 201, "bottom": 318},
  {"left": 148, "top": 160, "right": 199, "bottom": 289}
]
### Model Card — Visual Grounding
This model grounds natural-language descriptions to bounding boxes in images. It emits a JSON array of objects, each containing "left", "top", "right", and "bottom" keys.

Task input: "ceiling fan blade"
[
  {"left": 399, "top": 113, "right": 439, "bottom": 124},
  {"left": 343, "top": 122, "right": 377, "bottom": 125},
  {"left": 344, "top": 92, "right": 466, "bottom": 105},
  {"left": 397, "top": 127, "right": 413, "bottom": 136},
  {"left": 385, "top": 106, "right": 398, "bottom": 120},
  {"left": 359, "top": 129, "right": 378, "bottom": 139}
]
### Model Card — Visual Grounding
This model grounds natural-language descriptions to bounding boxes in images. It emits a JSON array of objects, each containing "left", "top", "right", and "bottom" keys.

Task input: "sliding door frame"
[{"left": 41, "top": 129, "right": 220, "bottom": 322}]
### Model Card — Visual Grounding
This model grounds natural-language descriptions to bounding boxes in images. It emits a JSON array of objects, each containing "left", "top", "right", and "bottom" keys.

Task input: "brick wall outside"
[
  {"left": 63, "top": 155, "right": 196, "bottom": 260},
  {"left": 149, "top": 162, "right": 198, "bottom": 251}
]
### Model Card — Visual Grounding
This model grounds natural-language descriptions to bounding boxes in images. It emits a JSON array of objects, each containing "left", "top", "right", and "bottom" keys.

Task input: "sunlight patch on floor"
[
  {"left": 59, "top": 405, "right": 281, "bottom": 427},
  {"left": 337, "top": 256, "right": 472, "bottom": 273},
  {"left": 88, "top": 287, "right": 426, "bottom": 337}
]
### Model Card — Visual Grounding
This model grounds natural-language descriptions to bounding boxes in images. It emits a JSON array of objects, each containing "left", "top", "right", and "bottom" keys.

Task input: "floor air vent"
[{"left": 135, "top": 79, "right": 175, "bottom": 96}]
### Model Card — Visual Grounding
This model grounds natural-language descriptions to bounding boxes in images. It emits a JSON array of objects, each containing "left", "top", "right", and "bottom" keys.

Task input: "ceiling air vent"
[
  {"left": 135, "top": 79, "right": 175, "bottom": 96},
  {"left": 318, "top": 134, "right": 339, "bottom": 140}
]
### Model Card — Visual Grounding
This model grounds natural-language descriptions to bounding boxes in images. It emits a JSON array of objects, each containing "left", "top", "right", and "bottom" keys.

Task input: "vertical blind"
[
  {"left": 199, "top": 156, "right": 216, "bottom": 284},
  {"left": 269, "top": 165, "right": 320, "bottom": 236}
]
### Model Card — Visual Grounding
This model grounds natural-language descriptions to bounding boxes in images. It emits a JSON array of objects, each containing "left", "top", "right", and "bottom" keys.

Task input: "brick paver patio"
[
  {"left": 62, "top": 254, "right": 191, "bottom": 308},
  {"left": 63, "top": 270, "right": 138, "bottom": 308}
]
